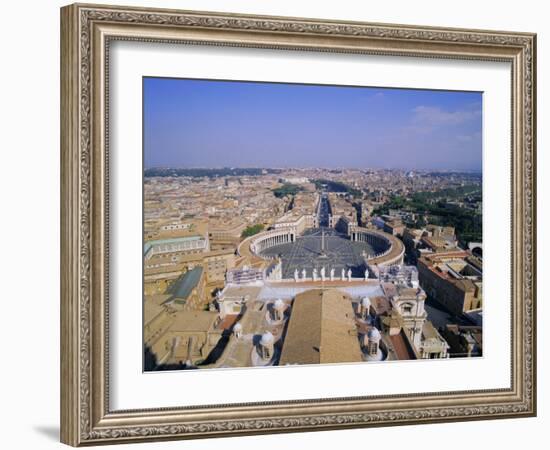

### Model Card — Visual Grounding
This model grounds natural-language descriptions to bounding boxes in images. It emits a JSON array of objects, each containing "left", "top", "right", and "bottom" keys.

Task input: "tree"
[{"left": 241, "top": 224, "right": 265, "bottom": 238}]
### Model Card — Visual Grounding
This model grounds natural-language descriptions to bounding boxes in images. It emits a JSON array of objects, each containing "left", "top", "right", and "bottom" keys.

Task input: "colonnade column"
[{"left": 252, "top": 231, "right": 298, "bottom": 253}]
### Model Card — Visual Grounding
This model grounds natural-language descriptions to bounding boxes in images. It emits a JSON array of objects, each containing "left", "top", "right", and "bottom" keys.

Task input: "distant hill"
[{"left": 144, "top": 167, "right": 283, "bottom": 178}]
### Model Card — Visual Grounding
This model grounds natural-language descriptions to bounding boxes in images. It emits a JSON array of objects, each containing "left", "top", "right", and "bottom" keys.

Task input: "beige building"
[
  {"left": 402, "top": 227, "right": 425, "bottom": 262},
  {"left": 426, "top": 224, "right": 456, "bottom": 238},
  {"left": 383, "top": 283, "right": 428, "bottom": 349},
  {"left": 328, "top": 193, "right": 358, "bottom": 230},
  {"left": 164, "top": 266, "right": 207, "bottom": 310},
  {"left": 144, "top": 248, "right": 235, "bottom": 296},
  {"left": 279, "top": 289, "right": 363, "bottom": 365},
  {"left": 203, "top": 249, "right": 236, "bottom": 282},
  {"left": 383, "top": 219, "right": 405, "bottom": 237},
  {"left": 419, "top": 321, "right": 450, "bottom": 359},
  {"left": 144, "top": 232, "right": 210, "bottom": 260},
  {"left": 144, "top": 294, "right": 175, "bottom": 356},
  {"left": 209, "top": 218, "right": 247, "bottom": 241},
  {"left": 292, "top": 192, "right": 320, "bottom": 215},
  {"left": 145, "top": 219, "right": 209, "bottom": 241},
  {"left": 272, "top": 212, "right": 317, "bottom": 234},
  {"left": 163, "top": 311, "right": 223, "bottom": 365},
  {"left": 145, "top": 308, "right": 224, "bottom": 368},
  {"left": 403, "top": 225, "right": 459, "bottom": 263},
  {"left": 417, "top": 251, "right": 483, "bottom": 315}
]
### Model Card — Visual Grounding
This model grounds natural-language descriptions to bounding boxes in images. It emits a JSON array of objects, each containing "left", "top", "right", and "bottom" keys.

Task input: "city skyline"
[{"left": 144, "top": 78, "right": 483, "bottom": 172}]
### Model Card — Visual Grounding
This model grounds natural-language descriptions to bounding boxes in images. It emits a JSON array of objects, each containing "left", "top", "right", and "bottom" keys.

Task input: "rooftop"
[
  {"left": 169, "top": 310, "right": 219, "bottom": 332},
  {"left": 167, "top": 267, "right": 203, "bottom": 303},
  {"left": 389, "top": 330, "right": 417, "bottom": 360},
  {"left": 220, "top": 285, "right": 263, "bottom": 300},
  {"left": 279, "top": 289, "right": 363, "bottom": 365},
  {"left": 144, "top": 235, "right": 206, "bottom": 255},
  {"left": 144, "top": 301, "right": 166, "bottom": 326}
]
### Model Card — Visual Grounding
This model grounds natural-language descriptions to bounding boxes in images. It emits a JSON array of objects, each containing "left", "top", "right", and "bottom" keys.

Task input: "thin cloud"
[
  {"left": 413, "top": 105, "right": 481, "bottom": 125},
  {"left": 456, "top": 131, "right": 482, "bottom": 143},
  {"left": 406, "top": 105, "right": 481, "bottom": 133}
]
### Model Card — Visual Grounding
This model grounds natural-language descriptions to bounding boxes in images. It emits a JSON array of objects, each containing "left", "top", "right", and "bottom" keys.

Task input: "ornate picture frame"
[{"left": 60, "top": 3, "right": 536, "bottom": 446}]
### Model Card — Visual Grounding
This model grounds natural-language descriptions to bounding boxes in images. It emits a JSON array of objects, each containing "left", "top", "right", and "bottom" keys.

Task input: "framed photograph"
[{"left": 60, "top": 3, "right": 536, "bottom": 446}]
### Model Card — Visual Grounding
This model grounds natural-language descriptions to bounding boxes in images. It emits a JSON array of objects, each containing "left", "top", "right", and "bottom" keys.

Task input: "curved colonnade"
[
  {"left": 238, "top": 226, "right": 405, "bottom": 268},
  {"left": 351, "top": 227, "right": 405, "bottom": 266},
  {"left": 238, "top": 227, "right": 296, "bottom": 261}
]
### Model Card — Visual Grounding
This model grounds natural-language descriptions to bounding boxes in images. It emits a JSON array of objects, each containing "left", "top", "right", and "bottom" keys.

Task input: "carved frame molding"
[{"left": 60, "top": 3, "right": 536, "bottom": 446}]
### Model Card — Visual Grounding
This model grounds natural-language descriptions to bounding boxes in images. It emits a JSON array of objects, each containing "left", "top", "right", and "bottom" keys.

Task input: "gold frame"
[{"left": 60, "top": 3, "right": 537, "bottom": 446}]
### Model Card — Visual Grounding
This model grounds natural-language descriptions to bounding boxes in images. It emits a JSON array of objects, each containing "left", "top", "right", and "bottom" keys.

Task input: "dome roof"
[
  {"left": 367, "top": 327, "right": 381, "bottom": 341},
  {"left": 365, "top": 349, "right": 385, "bottom": 361},
  {"left": 260, "top": 332, "right": 274, "bottom": 345},
  {"left": 274, "top": 299, "right": 285, "bottom": 310}
]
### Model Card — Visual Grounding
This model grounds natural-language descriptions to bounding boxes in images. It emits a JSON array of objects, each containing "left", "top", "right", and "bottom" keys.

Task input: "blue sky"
[{"left": 143, "top": 77, "right": 482, "bottom": 171}]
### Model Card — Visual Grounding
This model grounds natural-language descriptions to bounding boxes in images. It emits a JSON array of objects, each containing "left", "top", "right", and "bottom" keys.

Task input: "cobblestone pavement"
[{"left": 261, "top": 227, "right": 375, "bottom": 278}]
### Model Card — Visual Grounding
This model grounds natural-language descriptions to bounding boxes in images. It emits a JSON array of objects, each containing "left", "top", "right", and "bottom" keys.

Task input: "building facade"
[{"left": 417, "top": 251, "right": 483, "bottom": 315}]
